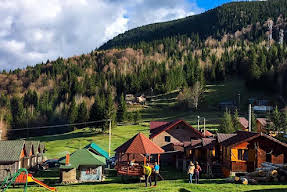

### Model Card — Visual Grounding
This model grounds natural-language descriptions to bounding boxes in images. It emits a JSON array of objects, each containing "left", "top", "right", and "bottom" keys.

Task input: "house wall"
[
  {"left": 79, "top": 166, "right": 103, "bottom": 182},
  {"left": 256, "top": 122, "right": 266, "bottom": 133},
  {"left": 0, "top": 162, "right": 19, "bottom": 181},
  {"left": 61, "top": 168, "right": 77, "bottom": 183},
  {"left": 151, "top": 123, "right": 201, "bottom": 148}
]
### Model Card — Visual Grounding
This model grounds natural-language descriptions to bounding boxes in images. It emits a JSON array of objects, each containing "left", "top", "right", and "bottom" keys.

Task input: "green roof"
[
  {"left": 59, "top": 149, "right": 106, "bottom": 169},
  {"left": 0, "top": 140, "right": 25, "bottom": 162},
  {"left": 85, "top": 142, "right": 109, "bottom": 159}
]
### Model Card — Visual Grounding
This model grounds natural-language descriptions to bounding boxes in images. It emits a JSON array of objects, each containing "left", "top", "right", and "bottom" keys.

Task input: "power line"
[{"left": 8, "top": 119, "right": 111, "bottom": 131}]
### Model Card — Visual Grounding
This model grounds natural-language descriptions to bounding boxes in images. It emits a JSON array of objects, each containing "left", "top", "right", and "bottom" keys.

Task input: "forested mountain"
[
  {"left": 100, "top": 0, "right": 287, "bottom": 50},
  {"left": 1, "top": 0, "right": 287, "bottom": 138}
]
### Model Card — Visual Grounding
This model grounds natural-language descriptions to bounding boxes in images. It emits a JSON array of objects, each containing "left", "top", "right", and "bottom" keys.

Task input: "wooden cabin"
[
  {"left": 217, "top": 131, "right": 287, "bottom": 177},
  {"left": 59, "top": 149, "right": 106, "bottom": 183},
  {"left": 0, "top": 140, "right": 26, "bottom": 181},
  {"left": 115, "top": 133, "right": 164, "bottom": 176}
]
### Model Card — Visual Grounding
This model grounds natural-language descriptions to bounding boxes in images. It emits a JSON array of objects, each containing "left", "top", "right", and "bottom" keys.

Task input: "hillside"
[
  {"left": 1, "top": 0, "right": 287, "bottom": 138},
  {"left": 100, "top": 0, "right": 287, "bottom": 50}
]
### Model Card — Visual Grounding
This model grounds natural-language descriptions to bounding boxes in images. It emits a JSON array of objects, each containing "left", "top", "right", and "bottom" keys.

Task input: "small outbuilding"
[{"left": 59, "top": 149, "right": 106, "bottom": 184}]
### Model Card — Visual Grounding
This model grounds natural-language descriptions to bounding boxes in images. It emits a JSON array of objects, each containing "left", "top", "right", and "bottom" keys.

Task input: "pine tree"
[
  {"left": 251, "top": 110, "right": 257, "bottom": 132},
  {"left": 89, "top": 95, "right": 105, "bottom": 128},
  {"left": 77, "top": 101, "right": 88, "bottom": 124},
  {"left": 233, "top": 109, "right": 241, "bottom": 131},
  {"left": 133, "top": 110, "right": 142, "bottom": 125},
  {"left": 220, "top": 110, "right": 234, "bottom": 133},
  {"left": 68, "top": 98, "right": 78, "bottom": 124},
  {"left": 117, "top": 93, "right": 127, "bottom": 122},
  {"left": 104, "top": 93, "right": 116, "bottom": 131},
  {"left": 10, "top": 97, "right": 25, "bottom": 129}
]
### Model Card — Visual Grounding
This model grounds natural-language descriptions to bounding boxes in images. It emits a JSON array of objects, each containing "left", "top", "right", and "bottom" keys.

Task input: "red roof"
[
  {"left": 202, "top": 130, "right": 213, "bottom": 137},
  {"left": 115, "top": 133, "right": 164, "bottom": 154},
  {"left": 256, "top": 118, "right": 267, "bottom": 127},
  {"left": 150, "top": 119, "right": 203, "bottom": 139},
  {"left": 239, "top": 117, "right": 249, "bottom": 129},
  {"left": 150, "top": 121, "right": 169, "bottom": 130}
]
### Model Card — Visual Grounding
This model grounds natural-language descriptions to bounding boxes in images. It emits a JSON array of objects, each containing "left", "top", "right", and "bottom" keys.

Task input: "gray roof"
[
  {"left": 217, "top": 133, "right": 237, "bottom": 143},
  {"left": 26, "top": 141, "right": 40, "bottom": 155},
  {"left": 0, "top": 140, "right": 25, "bottom": 162}
]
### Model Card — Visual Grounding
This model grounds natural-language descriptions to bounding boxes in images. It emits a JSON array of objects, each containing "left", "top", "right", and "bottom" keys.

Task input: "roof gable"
[
  {"left": 239, "top": 117, "right": 249, "bottom": 129},
  {"left": 115, "top": 133, "right": 164, "bottom": 154},
  {"left": 60, "top": 149, "right": 106, "bottom": 169},
  {"left": 150, "top": 121, "right": 169, "bottom": 130},
  {"left": 85, "top": 142, "right": 109, "bottom": 159},
  {"left": 0, "top": 140, "right": 25, "bottom": 162},
  {"left": 150, "top": 120, "right": 203, "bottom": 139}
]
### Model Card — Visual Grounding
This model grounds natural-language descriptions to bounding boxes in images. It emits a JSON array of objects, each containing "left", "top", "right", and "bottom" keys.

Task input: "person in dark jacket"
[{"left": 194, "top": 161, "right": 202, "bottom": 184}]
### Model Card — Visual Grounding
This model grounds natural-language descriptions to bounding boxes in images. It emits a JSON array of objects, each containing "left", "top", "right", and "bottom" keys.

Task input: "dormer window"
[{"left": 165, "top": 136, "right": 171, "bottom": 142}]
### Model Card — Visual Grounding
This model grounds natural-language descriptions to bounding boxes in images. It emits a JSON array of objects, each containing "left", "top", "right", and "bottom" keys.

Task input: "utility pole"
[
  {"left": 267, "top": 19, "right": 273, "bottom": 49},
  {"left": 108, "top": 119, "right": 112, "bottom": 157},
  {"left": 197, "top": 116, "right": 200, "bottom": 131},
  {"left": 248, "top": 104, "right": 252, "bottom": 132},
  {"left": 203, "top": 118, "right": 206, "bottom": 137},
  {"left": 279, "top": 29, "right": 284, "bottom": 46}
]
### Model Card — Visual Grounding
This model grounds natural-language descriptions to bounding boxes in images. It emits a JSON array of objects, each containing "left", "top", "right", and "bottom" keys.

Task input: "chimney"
[{"left": 65, "top": 153, "right": 70, "bottom": 166}]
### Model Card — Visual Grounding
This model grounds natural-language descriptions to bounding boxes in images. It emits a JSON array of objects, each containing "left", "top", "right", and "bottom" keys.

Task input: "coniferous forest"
[{"left": 1, "top": 0, "right": 287, "bottom": 138}]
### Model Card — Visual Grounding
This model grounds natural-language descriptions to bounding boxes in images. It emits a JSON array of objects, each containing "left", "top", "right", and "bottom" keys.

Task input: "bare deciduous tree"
[
  {"left": 190, "top": 81, "right": 204, "bottom": 110},
  {"left": 177, "top": 81, "right": 204, "bottom": 110}
]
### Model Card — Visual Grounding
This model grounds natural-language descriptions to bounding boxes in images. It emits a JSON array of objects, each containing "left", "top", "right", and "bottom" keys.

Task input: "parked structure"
[
  {"left": 115, "top": 133, "right": 164, "bottom": 176},
  {"left": 59, "top": 149, "right": 106, "bottom": 183}
]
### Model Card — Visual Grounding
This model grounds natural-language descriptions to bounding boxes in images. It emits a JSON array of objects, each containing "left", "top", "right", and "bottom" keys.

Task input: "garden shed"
[{"left": 59, "top": 149, "right": 106, "bottom": 183}]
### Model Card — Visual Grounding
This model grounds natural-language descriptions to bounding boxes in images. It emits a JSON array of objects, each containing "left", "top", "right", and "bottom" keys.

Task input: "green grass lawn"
[
  {"left": 6, "top": 179, "right": 287, "bottom": 192},
  {"left": 32, "top": 124, "right": 149, "bottom": 159}
]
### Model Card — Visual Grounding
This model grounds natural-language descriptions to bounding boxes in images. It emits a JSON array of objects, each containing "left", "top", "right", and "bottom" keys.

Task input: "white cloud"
[{"left": 0, "top": 0, "right": 200, "bottom": 70}]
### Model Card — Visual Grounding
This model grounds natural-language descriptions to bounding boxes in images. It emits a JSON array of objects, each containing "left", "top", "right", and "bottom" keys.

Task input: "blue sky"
[{"left": 195, "top": 0, "right": 233, "bottom": 11}]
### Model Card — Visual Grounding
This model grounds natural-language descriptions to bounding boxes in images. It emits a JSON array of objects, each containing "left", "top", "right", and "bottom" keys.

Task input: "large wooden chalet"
[
  {"left": 150, "top": 120, "right": 203, "bottom": 170},
  {"left": 217, "top": 131, "right": 287, "bottom": 177},
  {"left": 149, "top": 120, "right": 287, "bottom": 177}
]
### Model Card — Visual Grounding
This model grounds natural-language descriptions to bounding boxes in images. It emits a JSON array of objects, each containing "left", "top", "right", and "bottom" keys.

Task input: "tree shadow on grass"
[
  {"left": 32, "top": 131, "right": 97, "bottom": 142},
  {"left": 178, "top": 188, "right": 191, "bottom": 192},
  {"left": 246, "top": 189, "right": 287, "bottom": 192}
]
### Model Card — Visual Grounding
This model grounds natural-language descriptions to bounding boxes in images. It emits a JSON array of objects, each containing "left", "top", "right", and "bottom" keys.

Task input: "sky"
[{"left": 0, "top": 0, "right": 238, "bottom": 70}]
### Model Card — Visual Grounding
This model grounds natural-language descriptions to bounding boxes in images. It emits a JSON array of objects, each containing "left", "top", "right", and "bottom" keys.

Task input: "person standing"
[
  {"left": 187, "top": 161, "right": 195, "bottom": 183},
  {"left": 154, "top": 162, "right": 160, "bottom": 186},
  {"left": 144, "top": 163, "right": 152, "bottom": 187},
  {"left": 194, "top": 161, "right": 202, "bottom": 184}
]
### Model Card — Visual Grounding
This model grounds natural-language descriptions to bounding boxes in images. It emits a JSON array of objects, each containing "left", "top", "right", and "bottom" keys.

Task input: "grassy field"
[
  {"left": 32, "top": 124, "right": 149, "bottom": 159},
  {"left": 6, "top": 179, "right": 287, "bottom": 192}
]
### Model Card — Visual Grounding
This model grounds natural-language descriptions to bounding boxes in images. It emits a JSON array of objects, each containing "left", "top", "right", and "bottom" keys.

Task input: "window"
[
  {"left": 165, "top": 136, "right": 171, "bottom": 142},
  {"left": 238, "top": 149, "right": 248, "bottom": 161},
  {"left": 266, "top": 153, "right": 272, "bottom": 163}
]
